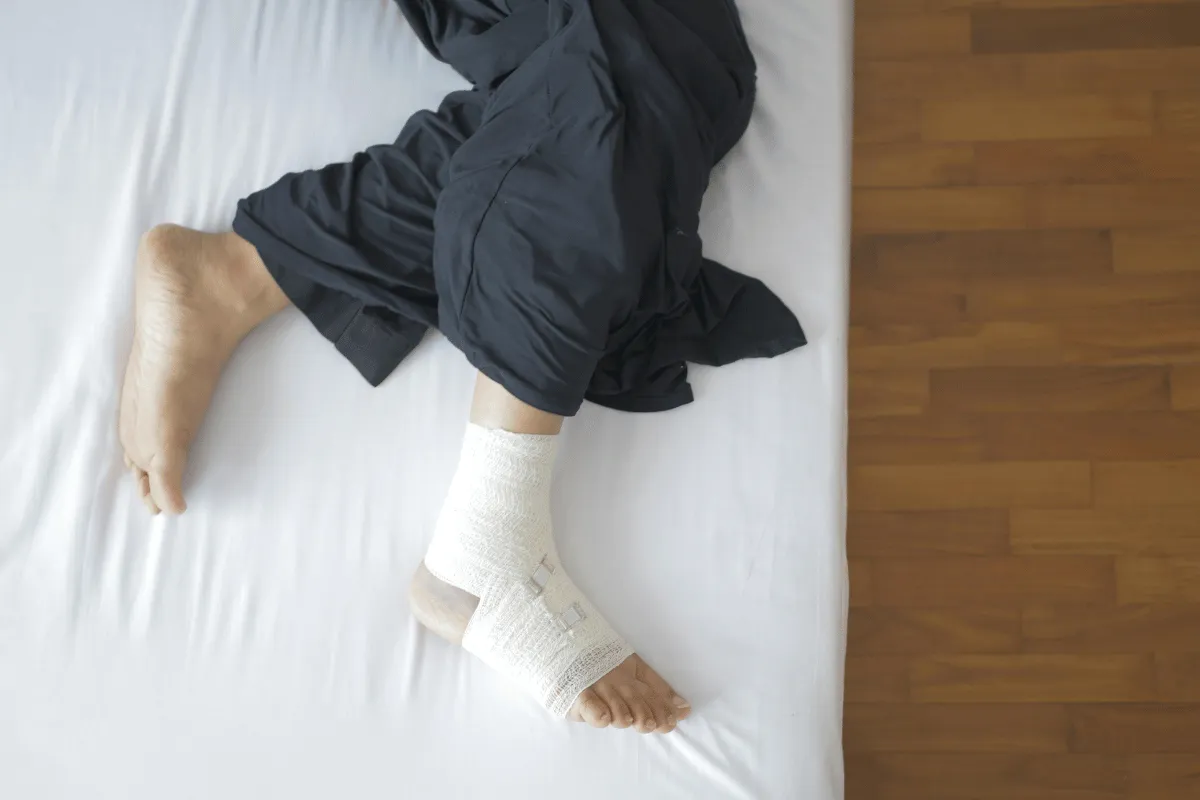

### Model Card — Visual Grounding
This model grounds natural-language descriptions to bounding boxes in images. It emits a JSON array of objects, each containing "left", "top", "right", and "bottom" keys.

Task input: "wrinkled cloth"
[{"left": 233, "top": 0, "right": 805, "bottom": 415}]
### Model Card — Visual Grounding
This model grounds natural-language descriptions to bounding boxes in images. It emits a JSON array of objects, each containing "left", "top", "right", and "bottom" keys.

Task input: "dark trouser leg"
[{"left": 232, "top": 90, "right": 484, "bottom": 386}]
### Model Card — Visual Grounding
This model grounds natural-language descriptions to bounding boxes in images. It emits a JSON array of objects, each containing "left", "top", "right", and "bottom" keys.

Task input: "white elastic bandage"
[{"left": 424, "top": 424, "right": 632, "bottom": 717}]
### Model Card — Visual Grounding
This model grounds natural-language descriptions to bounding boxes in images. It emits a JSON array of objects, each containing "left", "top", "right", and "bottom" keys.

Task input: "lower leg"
[
  {"left": 119, "top": 224, "right": 287, "bottom": 514},
  {"left": 410, "top": 373, "right": 689, "bottom": 733}
]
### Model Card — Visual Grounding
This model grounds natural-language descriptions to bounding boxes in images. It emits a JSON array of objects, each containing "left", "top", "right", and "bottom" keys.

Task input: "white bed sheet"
[{"left": 0, "top": 1, "right": 850, "bottom": 797}]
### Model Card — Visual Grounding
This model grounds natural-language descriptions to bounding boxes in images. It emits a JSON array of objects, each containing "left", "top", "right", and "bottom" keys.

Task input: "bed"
[{"left": 0, "top": 1, "right": 850, "bottom": 797}]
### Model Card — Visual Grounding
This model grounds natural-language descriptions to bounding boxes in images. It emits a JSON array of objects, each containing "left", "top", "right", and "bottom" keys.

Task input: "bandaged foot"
[{"left": 410, "top": 424, "right": 690, "bottom": 732}]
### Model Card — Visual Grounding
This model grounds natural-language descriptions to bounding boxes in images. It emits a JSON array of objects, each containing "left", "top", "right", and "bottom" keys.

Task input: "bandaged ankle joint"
[{"left": 424, "top": 424, "right": 633, "bottom": 717}]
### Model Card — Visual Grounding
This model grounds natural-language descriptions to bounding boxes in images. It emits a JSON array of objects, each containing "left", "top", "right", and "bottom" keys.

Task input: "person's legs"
[
  {"left": 409, "top": 373, "right": 690, "bottom": 733},
  {"left": 119, "top": 224, "right": 288, "bottom": 514}
]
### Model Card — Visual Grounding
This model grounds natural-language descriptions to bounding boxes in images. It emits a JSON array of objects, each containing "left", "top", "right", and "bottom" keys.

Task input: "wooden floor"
[{"left": 846, "top": 1, "right": 1200, "bottom": 797}]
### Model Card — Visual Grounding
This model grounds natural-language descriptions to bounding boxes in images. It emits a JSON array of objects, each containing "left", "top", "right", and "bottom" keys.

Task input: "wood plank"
[
  {"left": 850, "top": 281, "right": 967, "bottom": 325},
  {"left": 851, "top": 559, "right": 873, "bottom": 608},
  {"left": 847, "top": 754, "right": 1129, "bottom": 800},
  {"left": 1130, "top": 755, "right": 1200, "bottom": 800},
  {"left": 985, "top": 412, "right": 1200, "bottom": 461},
  {"left": 848, "top": 510, "right": 1009, "bottom": 557},
  {"left": 1094, "top": 461, "right": 1200, "bottom": 507},
  {"left": 1069, "top": 704, "right": 1200, "bottom": 753},
  {"left": 1174, "top": 366, "right": 1200, "bottom": 409},
  {"left": 853, "top": 143, "right": 976, "bottom": 188},
  {"left": 1024, "top": 604, "right": 1200, "bottom": 653},
  {"left": 850, "top": 461, "right": 1091, "bottom": 511},
  {"left": 844, "top": 704, "right": 1070, "bottom": 754},
  {"left": 859, "top": 0, "right": 1200, "bottom": 13},
  {"left": 850, "top": 414, "right": 985, "bottom": 465},
  {"left": 856, "top": 97, "right": 921, "bottom": 144},
  {"left": 857, "top": 49, "right": 1200, "bottom": 100},
  {"left": 976, "top": 137, "right": 1200, "bottom": 184},
  {"left": 1030, "top": 184, "right": 1200, "bottom": 230},
  {"left": 1060, "top": 316, "right": 1200, "bottom": 367},
  {"left": 964, "top": 273, "right": 1200, "bottom": 325},
  {"left": 910, "top": 654, "right": 1157, "bottom": 702},
  {"left": 849, "top": 370, "right": 931, "bottom": 417},
  {"left": 1114, "top": 228, "right": 1200, "bottom": 274},
  {"left": 854, "top": 187, "right": 1027, "bottom": 233},
  {"left": 871, "top": 557, "right": 1116, "bottom": 606},
  {"left": 930, "top": 366, "right": 1170, "bottom": 413},
  {"left": 1012, "top": 508, "right": 1200, "bottom": 555},
  {"left": 870, "top": 230, "right": 1113, "bottom": 279},
  {"left": 850, "top": 607, "right": 1022, "bottom": 654},
  {"left": 856, "top": 13, "right": 971, "bottom": 59},
  {"left": 972, "top": 4, "right": 1200, "bottom": 55},
  {"left": 1117, "top": 558, "right": 1200, "bottom": 602},
  {"left": 1156, "top": 654, "right": 1200, "bottom": 701},
  {"left": 1157, "top": 91, "right": 1200, "bottom": 134},
  {"left": 921, "top": 94, "right": 1154, "bottom": 142},
  {"left": 851, "top": 322, "right": 1066, "bottom": 370},
  {"left": 846, "top": 657, "right": 911, "bottom": 702}
]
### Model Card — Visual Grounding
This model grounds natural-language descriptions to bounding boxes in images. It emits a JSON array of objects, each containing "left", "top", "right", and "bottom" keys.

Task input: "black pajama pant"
[{"left": 232, "top": 0, "right": 805, "bottom": 416}]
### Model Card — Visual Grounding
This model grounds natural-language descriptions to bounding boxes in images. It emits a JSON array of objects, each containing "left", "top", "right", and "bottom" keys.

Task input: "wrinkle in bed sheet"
[{"left": 0, "top": 0, "right": 848, "bottom": 798}]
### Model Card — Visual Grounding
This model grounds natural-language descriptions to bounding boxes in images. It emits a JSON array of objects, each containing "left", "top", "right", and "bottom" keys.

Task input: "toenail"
[
  {"left": 672, "top": 695, "right": 690, "bottom": 709},
  {"left": 624, "top": 716, "right": 633, "bottom": 725}
]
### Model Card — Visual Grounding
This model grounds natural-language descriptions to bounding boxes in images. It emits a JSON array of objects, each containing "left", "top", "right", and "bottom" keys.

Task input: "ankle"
[{"left": 210, "top": 232, "right": 288, "bottom": 326}]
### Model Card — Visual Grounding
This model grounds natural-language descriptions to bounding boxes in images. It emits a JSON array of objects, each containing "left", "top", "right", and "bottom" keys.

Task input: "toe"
[
  {"left": 137, "top": 471, "right": 160, "bottom": 515},
  {"left": 650, "top": 693, "right": 677, "bottom": 734},
  {"left": 636, "top": 656, "right": 691, "bottom": 720},
  {"left": 148, "top": 454, "right": 187, "bottom": 514},
  {"left": 595, "top": 684, "right": 633, "bottom": 729},
  {"left": 577, "top": 688, "right": 611, "bottom": 728},
  {"left": 620, "top": 686, "right": 657, "bottom": 734}
]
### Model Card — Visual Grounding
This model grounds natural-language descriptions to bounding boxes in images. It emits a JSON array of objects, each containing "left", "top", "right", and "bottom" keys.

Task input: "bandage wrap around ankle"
[{"left": 424, "top": 424, "right": 633, "bottom": 718}]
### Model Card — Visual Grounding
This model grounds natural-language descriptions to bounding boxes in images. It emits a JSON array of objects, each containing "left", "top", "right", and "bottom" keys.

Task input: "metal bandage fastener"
[
  {"left": 525, "top": 556, "right": 555, "bottom": 597},
  {"left": 557, "top": 603, "right": 587, "bottom": 636}
]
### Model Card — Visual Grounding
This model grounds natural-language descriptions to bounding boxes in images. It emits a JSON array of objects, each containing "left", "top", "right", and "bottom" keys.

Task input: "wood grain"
[
  {"left": 871, "top": 557, "right": 1115, "bottom": 606},
  {"left": 1113, "top": 228, "right": 1200, "bottom": 274},
  {"left": 849, "top": 1, "right": 1200, "bottom": 791},
  {"left": 1012, "top": 507, "right": 1200, "bottom": 555},
  {"left": 851, "top": 559, "right": 873, "bottom": 608},
  {"left": 854, "top": 187, "right": 1027, "bottom": 233},
  {"left": 856, "top": 13, "right": 971, "bottom": 60},
  {"left": 848, "top": 754, "right": 1129, "bottom": 800},
  {"left": 922, "top": 94, "right": 1154, "bottom": 142},
  {"left": 1117, "top": 557, "right": 1200, "bottom": 602},
  {"left": 976, "top": 137, "right": 1200, "bottom": 184},
  {"left": 871, "top": 230, "right": 1113, "bottom": 278},
  {"left": 850, "top": 461, "right": 1091, "bottom": 510},
  {"left": 972, "top": 4, "right": 1200, "bottom": 54},
  {"left": 853, "top": 143, "right": 976, "bottom": 188},
  {"left": 1130, "top": 754, "right": 1200, "bottom": 799},
  {"left": 984, "top": 412, "right": 1200, "bottom": 461},
  {"left": 847, "top": 657, "right": 911, "bottom": 702},
  {"left": 1173, "top": 366, "right": 1200, "bottom": 409},
  {"left": 1156, "top": 91, "right": 1200, "bottom": 134},
  {"left": 850, "top": 607, "right": 1022, "bottom": 654},
  {"left": 1155, "top": 654, "right": 1200, "bottom": 701},
  {"left": 848, "top": 510, "right": 1009, "bottom": 557},
  {"left": 930, "top": 366, "right": 1170, "bottom": 413},
  {"left": 910, "top": 655, "right": 1157, "bottom": 702},
  {"left": 1069, "top": 705, "right": 1200, "bottom": 753},
  {"left": 846, "top": 704, "right": 1070, "bottom": 753},
  {"left": 1024, "top": 604, "right": 1200, "bottom": 653},
  {"left": 1094, "top": 461, "right": 1200, "bottom": 507}
]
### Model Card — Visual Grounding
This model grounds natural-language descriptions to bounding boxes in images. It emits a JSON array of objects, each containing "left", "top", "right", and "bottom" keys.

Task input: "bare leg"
[
  {"left": 119, "top": 224, "right": 287, "bottom": 514},
  {"left": 409, "top": 373, "right": 691, "bottom": 733}
]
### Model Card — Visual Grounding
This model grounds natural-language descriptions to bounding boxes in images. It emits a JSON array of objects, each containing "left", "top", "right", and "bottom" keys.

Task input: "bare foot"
[
  {"left": 119, "top": 224, "right": 285, "bottom": 514},
  {"left": 409, "top": 562, "right": 691, "bottom": 733}
]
